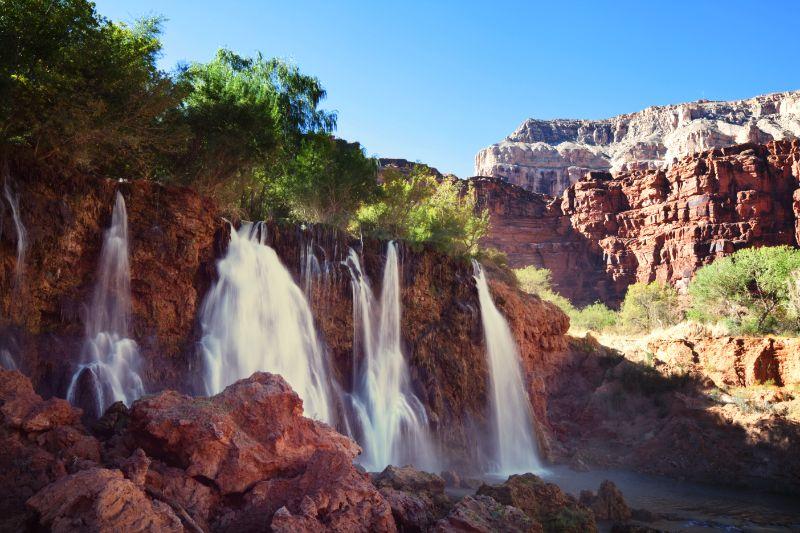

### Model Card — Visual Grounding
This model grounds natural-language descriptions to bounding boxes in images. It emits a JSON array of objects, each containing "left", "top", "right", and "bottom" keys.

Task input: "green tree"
[
  {"left": 688, "top": 246, "right": 800, "bottom": 333},
  {"left": 620, "top": 281, "right": 682, "bottom": 333},
  {"left": 1, "top": 0, "right": 183, "bottom": 177},
  {"left": 261, "top": 133, "right": 378, "bottom": 226},
  {"left": 354, "top": 166, "right": 489, "bottom": 255},
  {"left": 170, "top": 49, "right": 336, "bottom": 206}
]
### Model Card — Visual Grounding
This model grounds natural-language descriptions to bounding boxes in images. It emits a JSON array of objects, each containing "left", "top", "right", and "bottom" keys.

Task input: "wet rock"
[
  {"left": 579, "top": 480, "right": 631, "bottom": 522},
  {"left": 372, "top": 465, "right": 451, "bottom": 531},
  {"left": 27, "top": 467, "right": 184, "bottom": 532},
  {"left": 477, "top": 473, "right": 597, "bottom": 533},
  {"left": 128, "top": 372, "right": 359, "bottom": 495},
  {"left": 433, "top": 494, "right": 542, "bottom": 532}
]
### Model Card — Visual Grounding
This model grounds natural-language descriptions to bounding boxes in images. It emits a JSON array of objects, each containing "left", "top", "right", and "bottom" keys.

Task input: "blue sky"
[{"left": 95, "top": 0, "right": 800, "bottom": 178}]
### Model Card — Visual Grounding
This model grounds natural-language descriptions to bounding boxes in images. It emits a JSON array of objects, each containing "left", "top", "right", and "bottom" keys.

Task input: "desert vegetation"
[{"left": 516, "top": 245, "right": 800, "bottom": 336}]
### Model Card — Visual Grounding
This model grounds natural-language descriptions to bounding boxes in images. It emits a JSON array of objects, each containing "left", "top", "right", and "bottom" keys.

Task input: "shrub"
[
  {"left": 619, "top": 281, "right": 682, "bottom": 333},
  {"left": 514, "top": 265, "right": 618, "bottom": 331},
  {"left": 570, "top": 302, "right": 618, "bottom": 331},
  {"left": 1, "top": 0, "right": 183, "bottom": 177},
  {"left": 688, "top": 246, "right": 800, "bottom": 333},
  {"left": 353, "top": 166, "right": 489, "bottom": 256},
  {"left": 255, "top": 133, "right": 378, "bottom": 226}
]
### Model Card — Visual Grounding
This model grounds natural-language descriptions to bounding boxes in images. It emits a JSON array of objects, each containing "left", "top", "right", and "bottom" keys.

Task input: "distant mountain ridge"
[{"left": 475, "top": 91, "right": 800, "bottom": 195}]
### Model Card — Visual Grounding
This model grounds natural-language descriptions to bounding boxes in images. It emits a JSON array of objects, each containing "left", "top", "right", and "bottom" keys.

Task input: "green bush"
[
  {"left": 514, "top": 265, "right": 618, "bottom": 331},
  {"left": 570, "top": 302, "right": 618, "bottom": 331},
  {"left": 1, "top": 0, "right": 183, "bottom": 177},
  {"left": 254, "top": 133, "right": 378, "bottom": 226},
  {"left": 688, "top": 246, "right": 800, "bottom": 333},
  {"left": 353, "top": 165, "right": 489, "bottom": 256},
  {"left": 619, "top": 281, "right": 682, "bottom": 333}
]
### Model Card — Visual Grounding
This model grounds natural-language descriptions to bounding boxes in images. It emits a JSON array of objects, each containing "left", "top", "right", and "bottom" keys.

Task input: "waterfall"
[
  {"left": 67, "top": 192, "right": 144, "bottom": 419},
  {"left": 3, "top": 180, "right": 27, "bottom": 288},
  {"left": 346, "top": 242, "right": 435, "bottom": 471},
  {"left": 473, "top": 260, "right": 543, "bottom": 475},
  {"left": 199, "top": 222, "right": 333, "bottom": 423},
  {"left": 0, "top": 349, "right": 17, "bottom": 371}
]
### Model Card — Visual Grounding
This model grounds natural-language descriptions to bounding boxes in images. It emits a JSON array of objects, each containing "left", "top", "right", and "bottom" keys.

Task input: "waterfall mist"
[
  {"left": 473, "top": 260, "right": 543, "bottom": 475},
  {"left": 346, "top": 242, "right": 436, "bottom": 471},
  {"left": 200, "top": 222, "right": 335, "bottom": 423},
  {"left": 67, "top": 192, "right": 144, "bottom": 419}
]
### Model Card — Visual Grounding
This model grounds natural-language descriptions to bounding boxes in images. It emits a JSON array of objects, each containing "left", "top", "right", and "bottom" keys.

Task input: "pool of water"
[{"left": 474, "top": 466, "right": 800, "bottom": 531}]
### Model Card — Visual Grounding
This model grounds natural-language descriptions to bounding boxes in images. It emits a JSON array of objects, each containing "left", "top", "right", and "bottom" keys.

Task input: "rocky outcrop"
[
  {"left": 579, "top": 480, "right": 631, "bottom": 522},
  {"left": 476, "top": 474, "right": 597, "bottom": 533},
  {"left": 371, "top": 466, "right": 451, "bottom": 532},
  {"left": 1, "top": 369, "right": 397, "bottom": 532},
  {"left": 476, "top": 91, "right": 800, "bottom": 196},
  {"left": 474, "top": 139, "right": 800, "bottom": 304},
  {"left": 434, "top": 495, "right": 540, "bottom": 533}
]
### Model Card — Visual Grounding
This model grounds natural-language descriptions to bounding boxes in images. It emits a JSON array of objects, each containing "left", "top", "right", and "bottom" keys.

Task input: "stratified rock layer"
[
  {"left": 476, "top": 91, "right": 800, "bottom": 196},
  {"left": 474, "top": 139, "right": 800, "bottom": 305}
]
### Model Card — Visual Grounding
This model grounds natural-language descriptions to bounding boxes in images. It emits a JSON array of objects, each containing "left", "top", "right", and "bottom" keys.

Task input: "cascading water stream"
[
  {"left": 67, "top": 192, "right": 144, "bottom": 419},
  {"left": 199, "top": 221, "right": 334, "bottom": 423},
  {"left": 473, "top": 260, "right": 543, "bottom": 475},
  {"left": 3, "top": 180, "right": 27, "bottom": 289},
  {"left": 346, "top": 242, "right": 435, "bottom": 471}
]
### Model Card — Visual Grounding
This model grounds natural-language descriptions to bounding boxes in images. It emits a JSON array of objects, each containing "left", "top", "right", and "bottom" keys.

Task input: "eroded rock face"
[
  {"left": 474, "top": 139, "right": 800, "bottom": 305},
  {"left": 476, "top": 91, "right": 800, "bottom": 196},
  {"left": 579, "top": 480, "right": 631, "bottom": 522},
  {"left": 0, "top": 172, "right": 223, "bottom": 398},
  {"left": 27, "top": 467, "right": 184, "bottom": 533},
  {"left": 0, "top": 369, "right": 101, "bottom": 531}
]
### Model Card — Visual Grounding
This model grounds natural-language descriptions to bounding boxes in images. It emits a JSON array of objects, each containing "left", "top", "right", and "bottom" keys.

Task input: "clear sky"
[{"left": 94, "top": 0, "right": 800, "bottom": 178}]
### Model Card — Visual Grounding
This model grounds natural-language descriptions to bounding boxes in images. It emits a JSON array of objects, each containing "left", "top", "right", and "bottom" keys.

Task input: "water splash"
[
  {"left": 346, "top": 242, "right": 435, "bottom": 471},
  {"left": 473, "top": 260, "right": 543, "bottom": 475},
  {"left": 3, "top": 180, "right": 27, "bottom": 289},
  {"left": 200, "top": 221, "right": 334, "bottom": 423},
  {"left": 67, "top": 192, "right": 144, "bottom": 419}
]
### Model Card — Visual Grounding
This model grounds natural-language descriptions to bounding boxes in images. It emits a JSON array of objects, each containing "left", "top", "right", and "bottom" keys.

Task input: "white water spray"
[
  {"left": 67, "top": 192, "right": 144, "bottom": 418},
  {"left": 346, "top": 243, "right": 435, "bottom": 471},
  {"left": 0, "top": 349, "right": 17, "bottom": 371},
  {"left": 200, "top": 222, "right": 333, "bottom": 423},
  {"left": 473, "top": 261, "right": 543, "bottom": 475},
  {"left": 3, "top": 180, "right": 27, "bottom": 288}
]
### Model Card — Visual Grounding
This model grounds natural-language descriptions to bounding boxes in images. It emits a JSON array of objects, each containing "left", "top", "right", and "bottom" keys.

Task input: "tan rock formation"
[{"left": 476, "top": 91, "right": 800, "bottom": 196}]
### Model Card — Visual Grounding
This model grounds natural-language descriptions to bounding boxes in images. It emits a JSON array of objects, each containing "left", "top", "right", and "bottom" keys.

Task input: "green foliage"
[
  {"left": 1, "top": 0, "right": 183, "bottom": 177},
  {"left": 514, "top": 265, "right": 618, "bottom": 331},
  {"left": 688, "top": 246, "right": 800, "bottom": 333},
  {"left": 570, "top": 302, "right": 618, "bottom": 331},
  {"left": 619, "top": 281, "right": 682, "bottom": 333},
  {"left": 256, "top": 133, "right": 378, "bottom": 226},
  {"left": 354, "top": 166, "right": 489, "bottom": 255},
  {"left": 171, "top": 49, "right": 336, "bottom": 205}
]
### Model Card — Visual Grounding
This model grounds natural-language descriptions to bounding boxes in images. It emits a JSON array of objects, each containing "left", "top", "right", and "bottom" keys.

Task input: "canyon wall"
[
  {"left": 475, "top": 91, "right": 800, "bottom": 196},
  {"left": 475, "top": 139, "right": 800, "bottom": 305}
]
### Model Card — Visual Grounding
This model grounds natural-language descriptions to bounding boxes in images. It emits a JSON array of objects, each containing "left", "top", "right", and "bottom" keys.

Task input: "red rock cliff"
[{"left": 474, "top": 139, "right": 800, "bottom": 305}]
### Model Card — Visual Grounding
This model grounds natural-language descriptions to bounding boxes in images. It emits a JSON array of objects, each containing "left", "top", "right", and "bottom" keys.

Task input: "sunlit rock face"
[
  {"left": 475, "top": 91, "right": 800, "bottom": 195},
  {"left": 473, "top": 139, "right": 800, "bottom": 306}
]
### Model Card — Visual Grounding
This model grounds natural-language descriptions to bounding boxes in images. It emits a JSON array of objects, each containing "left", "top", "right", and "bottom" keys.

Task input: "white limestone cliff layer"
[{"left": 475, "top": 91, "right": 800, "bottom": 195}]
